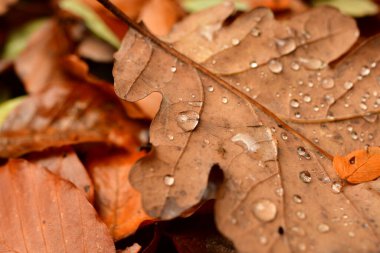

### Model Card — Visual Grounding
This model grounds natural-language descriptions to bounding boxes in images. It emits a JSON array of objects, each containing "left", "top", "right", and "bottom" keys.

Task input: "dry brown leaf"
[
  {"left": 14, "top": 20, "right": 70, "bottom": 94},
  {"left": 85, "top": 147, "right": 152, "bottom": 240},
  {"left": 0, "top": 159, "right": 115, "bottom": 253},
  {"left": 0, "top": 20, "right": 143, "bottom": 157},
  {"left": 162, "top": 3, "right": 380, "bottom": 157},
  {"left": 0, "top": 0, "right": 17, "bottom": 15},
  {"left": 0, "top": 76, "right": 141, "bottom": 157},
  {"left": 82, "top": 0, "right": 183, "bottom": 36},
  {"left": 104, "top": 1, "right": 380, "bottom": 252},
  {"left": 138, "top": 0, "right": 185, "bottom": 36},
  {"left": 25, "top": 146, "right": 95, "bottom": 202}
]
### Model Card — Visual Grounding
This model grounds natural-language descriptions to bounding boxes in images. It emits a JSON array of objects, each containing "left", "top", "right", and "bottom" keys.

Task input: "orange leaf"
[
  {"left": 25, "top": 146, "right": 95, "bottom": 202},
  {"left": 0, "top": 159, "right": 115, "bottom": 253},
  {"left": 86, "top": 147, "right": 153, "bottom": 240}
]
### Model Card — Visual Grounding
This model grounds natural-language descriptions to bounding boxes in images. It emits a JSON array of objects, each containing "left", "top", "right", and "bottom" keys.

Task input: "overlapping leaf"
[
  {"left": 85, "top": 147, "right": 152, "bottom": 240},
  {"left": 0, "top": 159, "right": 115, "bottom": 253},
  {"left": 0, "top": 20, "right": 143, "bottom": 157},
  {"left": 111, "top": 2, "right": 380, "bottom": 253}
]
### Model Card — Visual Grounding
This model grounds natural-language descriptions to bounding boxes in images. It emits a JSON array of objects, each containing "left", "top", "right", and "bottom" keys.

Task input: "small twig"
[{"left": 96, "top": 0, "right": 334, "bottom": 161}]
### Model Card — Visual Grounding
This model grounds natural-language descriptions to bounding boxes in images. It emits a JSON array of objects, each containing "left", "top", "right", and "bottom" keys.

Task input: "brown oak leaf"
[{"left": 103, "top": 1, "right": 380, "bottom": 252}]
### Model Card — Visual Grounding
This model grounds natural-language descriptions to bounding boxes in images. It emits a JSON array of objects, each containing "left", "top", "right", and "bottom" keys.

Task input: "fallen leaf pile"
[{"left": 2, "top": 0, "right": 380, "bottom": 252}]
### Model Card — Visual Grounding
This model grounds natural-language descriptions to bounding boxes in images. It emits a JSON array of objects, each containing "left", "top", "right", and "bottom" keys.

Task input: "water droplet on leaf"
[
  {"left": 293, "top": 194, "right": 303, "bottom": 204},
  {"left": 344, "top": 81, "right": 354, "bottom": 90},
  {"left": 268, "top": 59, "right": 283, "bottom": 74},
  {"left": 164, "top": 175, "right": 175, "bottom": 186},
  {"left": 331, "top": 182, "right": 342, "bottom": 193},
  {"left": 299, "top": 170, "right": 312, "bottom": 183},
  {"left": 250, "top": 61, "right": 258, "bottom": 69},
  {"left": 252, "top": 199, "right": 277, "bottom": 222},
  {"left": 176, "top": 110, "right": 200, "bottom": 132},
  {"left": 322, "top": 78, "right": 334, "bottom": 89},
  {"left": 275, "top": 38, "right": 296, "bottom": 55},
  {"left": 318, "top": 223, "right": 330, "bottom": 233},
  {"left": 290, "top": 99, "right": 300, "bottom": 108}
]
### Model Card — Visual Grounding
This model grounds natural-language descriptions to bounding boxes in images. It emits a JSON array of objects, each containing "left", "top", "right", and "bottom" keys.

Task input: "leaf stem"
[{"left": 96, "top": 0, "right": 334, "bottom": 161}]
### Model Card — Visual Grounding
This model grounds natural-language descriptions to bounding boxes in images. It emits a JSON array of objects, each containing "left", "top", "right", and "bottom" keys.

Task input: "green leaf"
[
  {"left": 182, "top": 0, "right": 249, "bottom": 13},
  {"left": 59, "top": 0, "right": 120, "bottom": 48},
  {"left": 0, "top": 96, "right": 25, "bottom": 127},
  {"left": 313, "top": 0, "right": 378, "bottom": 17},
  {"left": 2, "top": 19, "right": 47, "bottom": 60}
]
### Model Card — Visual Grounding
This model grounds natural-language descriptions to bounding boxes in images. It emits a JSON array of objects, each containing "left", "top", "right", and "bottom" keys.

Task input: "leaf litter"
[{"left": 101, "top": 0, "right": 380, "bottom": 252}]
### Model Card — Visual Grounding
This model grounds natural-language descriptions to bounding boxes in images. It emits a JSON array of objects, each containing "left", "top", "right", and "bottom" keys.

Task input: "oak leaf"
[
  {"left": 105, "top": 1, "right": 380, "bottom": 252},
  {"left": 0, "top": 159, "right": 115, "bottom": 253}
]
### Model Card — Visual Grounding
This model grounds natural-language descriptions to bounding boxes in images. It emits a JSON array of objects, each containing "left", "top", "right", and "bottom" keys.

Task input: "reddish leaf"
[
  {"left": 0, "top": 159, "right": 115, "bottom": 253},
  {"left": 86, "top": 147, "right": 153, "bottom": 240},
  {"left": 25, "top": 146, "right": 95, "bottom": 202},
  {"left": 0, "top": 20, "right": 143, "bottom": 157}
]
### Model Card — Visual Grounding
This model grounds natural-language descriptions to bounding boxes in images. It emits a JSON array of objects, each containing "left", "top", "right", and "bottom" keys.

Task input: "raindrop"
[
  {"left": 363, "top": 114, "right": 377, "bottom": 123},
  {"left": 318, "top": 223, "right": 330, "bottom": 233},
  {"left": 296, "top": 211, "right": 306, "bottom": 220},
  {"left": 221, "top": 97, "right": 228, "bottom": 104},
  {"left": 167, "top": 134, "right": 174, "bottom": 141},
  {"left": 176, "top": 110, "right": 200, "bottom": 132},
  {"left": 348, "top": 231, "right": 355, "bottom": 237},
  {"left": 188, "top": 101, "right": 203, "bottom": 107},
  {"left": 268, "top": 59, "right": 283, "bottom": 74},
  {"left": 331, "top": 182, "right": 342, "bottom": 193},
  {"left": 324, "top": 94, "right": 335, "bottom": 105},
  {"left": 370, "top": 61, "right": 377, "bottom": 68},
  {"left": 347, "top": 125, "right": 353, "bottom": 132},
  {"left": 303, "top": 95, "right": 312, "bottom": 103},
  {"left": 250, "top": 61, "right": 258, "bottom": 69},
  {"left": 275, "top": 38, "right": 296, "bottom": 55},
  {"left": 251, "top": 27, "right": 261, "bottom": 37},
  {"left": 170, "top": 66, "right": 177, "bottom": 73},
  {"left": 298, "top": 243, "right": 306, "bottom": 251},
  {"left": 293, "top": 194, "right": 303, "bottom": 204},
  {"left": 351, "top": 131, "right": 358, "bottom": 140},
  {"left": 259, "top": 236, "right": 268, "bottom": 245},
  {"left": 275, "top": 187, "right": 284, "bottom": 197},
  {"left": 291, "top": 62, "right": 300, "bottom": 71},
  {"left": 231, "top": 133, "right": 260, "bottom": 152},
  {"left": 299, "top": 170, "right": 312, "bottom": 183},
  {"left": 295, "top": 112, "right": 301, "bottom": 118},
  {"left": 297, "top": 147, "right": 306, "bottom": 156},
  {"left": 360, "top": 66, "right": 370, "bottom": 76},
  {"left": 291, "top": 227, "right": 306, "bottom": 236},
  {"left": 281, "top": 132, "right": 288, "bottom": 141},
  {"left": 290, "top": 99, "right": 300, "bottom": 108},
  {"left": 344, "top": 81, "right": 354, "bottom": 90},
  {"left": 231, "top": 38, "right": 240, "bottom": 46},
  {"left": 321, "top": 78, "right": 335, "bottom": 89},
  {"left": 299, "top": 57, "right": 325, "bottom": 70},
  {"left": 360, "top": 103, "right": 368, "bottom": 111},
  {"left": 252, "top": 199, "right": 278, "bottom": 222},
  {"left": 313, "top": 105, "right": 320, "bottom": 112},
  {"left": 164, "top": 175, "right": 175, "bottom": 186},
  {"left": 207, "top": 86, "right": 214, "bottom": 92},
  {"left": 307, "top": 81, "right": 314, "bottom": 87}
]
